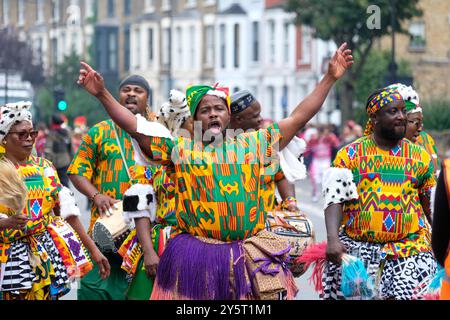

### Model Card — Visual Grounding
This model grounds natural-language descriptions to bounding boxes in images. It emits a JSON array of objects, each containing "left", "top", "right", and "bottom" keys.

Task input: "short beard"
[{"left": 378, "top": 124, "right": 405, "bottom": 142}]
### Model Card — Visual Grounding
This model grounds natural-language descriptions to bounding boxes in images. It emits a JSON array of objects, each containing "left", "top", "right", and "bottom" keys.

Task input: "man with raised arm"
[
  {"left": 77, "top": 43, "right": 353, "bottom": 300},
  {"left": 321, "top": 85, "right": 437, "bottom": 300}
]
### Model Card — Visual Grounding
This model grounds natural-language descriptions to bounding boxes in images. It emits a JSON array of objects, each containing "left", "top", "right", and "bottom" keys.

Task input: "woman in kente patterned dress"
[{"left": 0, "top": 101, "right": 108, "bottom": 300}]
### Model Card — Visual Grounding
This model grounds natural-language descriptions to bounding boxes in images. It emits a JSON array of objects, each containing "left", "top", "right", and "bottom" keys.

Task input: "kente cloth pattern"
[
  {"left": 46, "top": 223, "right": 77, "bottom": 274},
  {"left": 67, "top": 120, "right": 155, "bottom": 233},
  {"left": 47, "top": 219, "right": 92, "bottom": 278},
  {"left": 150, "top": 230, "right": 297, "bottom": 300},
  {"left": 366, "top": 88, "right": 403, "bottom": 115},
  {"left": 119, "top": 165, "right": 178, "bottom": 275},
  {"left": 416, "top": 131, "right": 441, "bottom": 169},
  {"left": 261, "top": 167, "right": 285, "bottom": 212},
  {"left": 1, "top": 231, "right": 71, "bottom": 300},
  {"left": 142, "top": 123, "right": 282, "bottom": 241},
  {"left": 364, "top": 88, "right": 403, "bottom": 136},
  {"left": 321, "top": 232, "right": 436, "bottom": 300},
  {"left": 118, "top": 229, "right": 142, "bottom": 275},
  {"left": 0, "top": 156, "right": 88, "bottom": 299},
  {"left": 332, "top": 136, "right": 435, "bottom": 257},
  {"left": 0, "top": 155, "right": 60, "bottom": 260}
]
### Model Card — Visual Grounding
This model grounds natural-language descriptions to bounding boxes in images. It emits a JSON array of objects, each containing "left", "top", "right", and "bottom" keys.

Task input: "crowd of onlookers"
[
  {"left": 298, "top": 120, "right": 363, "bottom": 202},
  {"left": 34, "top": 114, "right": 88, "bottom": 187}
]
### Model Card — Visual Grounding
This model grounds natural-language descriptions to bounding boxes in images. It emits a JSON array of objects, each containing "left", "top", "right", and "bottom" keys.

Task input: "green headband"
[{"left": 186, "top": 85, "right": 230, "bottom": 116}]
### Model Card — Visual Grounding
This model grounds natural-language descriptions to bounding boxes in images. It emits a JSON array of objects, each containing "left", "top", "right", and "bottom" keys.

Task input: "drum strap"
[{"left": 113, "top": 124, "right": 132, "bottom": 182}]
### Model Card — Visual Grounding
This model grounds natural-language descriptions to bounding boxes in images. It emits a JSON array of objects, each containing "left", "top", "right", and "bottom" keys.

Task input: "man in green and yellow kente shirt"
[
  {"left": 77, "top": 43, "right": 353, "bottom": 300},
  {"left": 68, "top": 75, "right": 159, "bottom": 300}
]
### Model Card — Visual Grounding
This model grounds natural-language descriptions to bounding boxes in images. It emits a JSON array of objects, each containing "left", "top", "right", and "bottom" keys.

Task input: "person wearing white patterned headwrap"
[
  {"left": 388, "top": 83, "right": 441, "bottom": 175},
  {"left": 0, "top": 101, "right": 33, "bottom": 143},
  {"left": 0, "top": 101, "right": 110, "bottom": 300}
]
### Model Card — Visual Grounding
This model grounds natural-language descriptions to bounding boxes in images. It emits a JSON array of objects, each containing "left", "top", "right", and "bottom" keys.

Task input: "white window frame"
[
  {"left": 52, "top": 0, "right": 60, "bottom": 23},
  {"left": 189, "top": 25, "right": 196, "bottom": 69},
  {"left": 203, "top": 0, "right": 215, "bottom": 6},
  {"left": 268, "top": 86, "right": 275, "bottom": 120},
  {"left": 251, "top": 21, "right": 260, "bottom": 63},
  {"left": 204, "top": 24, "right": 214, "bottom": 67},
  {"left": 36, "top": 0, "right": 44, "bottom": 24},
  {"left": 268, "top": 20, "right": 276, "bottom": 64},
  {"left": 219, "top": 23, "right": 226, "bottom": 69},
  {"left": 85, "top": 0, "right": 94, "bottom": 19},
  {"left": 233, "top": 23, "right": 240, "bottom": 69},
  {"left": 60, "top": 31, "right": 66, "bottom": 59},
  {"left": 148, "top": 27, "right": 154, "bottom": 64},
  {"left": 408, "top": 21, "right": 426, "bottom": 50},
  {"left": 107, "top": 0, "right": 115, "bottom": 18},
  {"left": 175, "top": 26, "right": 183, "bottom": 69},
  {"left": 162, "top": 0, "right": 171, "bottom": 12},
  {"left": 144, "top": 0, "right": 155, "bottom": 13},
  {"left": 162, "top": 27, "right": 170, "bottom": 66},
  {"left": 3, "top": 0, "right": 9, "bottom": 25},
  {"left": 134, "top": 28, "right": 141, "bottom": 69},
  {"left": 71, "top": 31, "right": 79, "bottom": 53},
  {"left": 300, "top": 25, "right": 312, "bottom": 64},
  {"left": 185, "top": 0, "right": 196, "bottom": 9},
  {"left": 17, "top": 0, "right": 24, "bottom": 26},
  {"left": 108, "top": 32, "right": 117, "bottom": 71},
  {"left": 283, "top": 22, "right": 290, "bottom": 64}
]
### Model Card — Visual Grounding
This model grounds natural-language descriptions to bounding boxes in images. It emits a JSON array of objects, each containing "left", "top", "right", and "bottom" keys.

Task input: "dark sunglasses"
[{"left": 8, "top": 130, "right": 39, "bottom": 140}]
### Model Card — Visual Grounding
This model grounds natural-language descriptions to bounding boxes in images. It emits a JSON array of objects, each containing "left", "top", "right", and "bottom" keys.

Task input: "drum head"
[{"left": 92, "top": 222, "right": 116, "bottom": 252}]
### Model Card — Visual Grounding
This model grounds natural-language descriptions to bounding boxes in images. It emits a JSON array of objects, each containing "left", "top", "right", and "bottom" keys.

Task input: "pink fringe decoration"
[
  {"left": 281, "top": 270, "right": 299, "bottom": 300},
  {"left": 295, "top": 241, "right": 328, "bottom": 294},
  {"left": 150, "top": 279, "right": 174, "bottom": 300},
  {"left": 422, "top": 293, "right": 440, "bottom": 300}
]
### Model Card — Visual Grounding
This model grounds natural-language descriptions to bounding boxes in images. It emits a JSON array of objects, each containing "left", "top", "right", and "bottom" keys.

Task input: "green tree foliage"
[
  {"left": 422, "top": 100, "right": 450, "bottom": 131},
  {"left": 285, "top": 0, "right": 422, "bottom": 123},
  {"left": 0, "top": 27, "right": 45, "bottom": 102},
  {"left": 36, "top": 51, "right": 111, "bottom": 126},
  {"left": 352, "top": 50, "right": 412, "bottom": 127}
]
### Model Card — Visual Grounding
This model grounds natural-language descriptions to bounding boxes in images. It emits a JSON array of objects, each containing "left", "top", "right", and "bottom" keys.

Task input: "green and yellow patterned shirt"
[
  {"left": 143, "top": 124, "right": 282, "bottom": 242},
  {"left": 67, "top": 119, "right": 154, "bottom": 233},
  {"left": 334, "top": 136, "right": 436, "bottom": 258}
]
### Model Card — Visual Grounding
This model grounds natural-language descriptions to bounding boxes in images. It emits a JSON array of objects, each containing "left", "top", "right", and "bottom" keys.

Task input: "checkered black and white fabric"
[
  {"left": 321, "top": 231, "right": 437, "bottom": 300},
  {"left": 1, "top": 231, "right": 69, "bottom": 293}
]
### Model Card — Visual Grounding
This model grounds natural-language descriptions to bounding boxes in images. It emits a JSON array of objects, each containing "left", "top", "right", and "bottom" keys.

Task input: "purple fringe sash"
[{"left": 155, "top": 233, "right": 252, "bottom": 300}]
